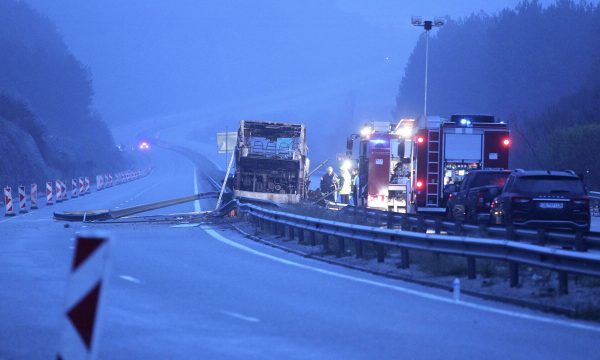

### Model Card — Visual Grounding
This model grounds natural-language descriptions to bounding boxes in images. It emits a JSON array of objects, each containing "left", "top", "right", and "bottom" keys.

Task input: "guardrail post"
[
  {"left": 536, "top": 228, "right": 546, "bottom": 246},
  {"left": 337, "top": 237, "right": 345, "bottom": 257},
  {"left": 574, "top": 231, "right": 587, "bottom": 252},
  {"left": 322, "top": 234, "right": 330, "bottom": 252},
  {"left": 287, "top": 226, "right": 295, "bottom": 241},
  {"left": 309, "top": 231, "right": 316, "bottom": 246},
  {"left": 401, "top": 215, "right": 409, "bottom": 231},
  {"left": 558, "top": 271, "right": 569, "bottom": 295},
  {"left": 454, "top": 221, "right": 463, "bottom": 235},
  {"left": 506, "top": 224, "right": 516, "bottom": 241},
  {"left": 387, "top": 211, "right": 394, "bottom": 229},
  {"left": 355, "top": 240, "right": 363, "bottom": 258},
  {"left": 298, "top": 228, "right": 305, "bottom": 244},
  {"left": 467, "top": 257, "right": 476, "bottom": 279},
  {"left": 509, "top": 262, "right": 519, "bottom": 287},
  {"left": 376, "top": 244, "right": 385, "bottom": 263},
  {"left": 418, "top": 216, "right": 426, "bottom": 233},
  {"left": 400, "top": 248, "right": 409, "bottom": 269},
  {"left": 434, "top": 218, "right": 442, "bottom": 234}
]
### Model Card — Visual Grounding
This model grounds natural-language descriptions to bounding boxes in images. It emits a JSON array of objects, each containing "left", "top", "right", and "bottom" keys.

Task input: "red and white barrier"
[
  {"left": 79, "top": 177, "right": 85, "bottom": 196},
  {"left": 57, "top": 234, "right": 110, "bottom": 359},
  {"left": 108, "top": 174, "right": 113, "bottom": 187},
  {"left": 4, "top": 187, "right": 15, "bottom": 216},
  {"left": 46, "top": 181, "right": 54, "bottom": 205},
  {"left": 85, "top": 177, "right": 90, "bottom": 193},
  {"left": 18, "top": 185, "right": 27, "bottom": 213},
  {"left": 61, "top": 180, "right": 68, "bottom": 201},
  {"left": 30, "top": 183, "right": 38, "bottom": 209},
  {"left": 55, "top": 180, "right": 62, "bottom": 203},
  {"left": 103, "top": 175, "right": 109, "bottom": 188},
  {"left": 71, "top": 179, "right": 78, "bottom": 198}
]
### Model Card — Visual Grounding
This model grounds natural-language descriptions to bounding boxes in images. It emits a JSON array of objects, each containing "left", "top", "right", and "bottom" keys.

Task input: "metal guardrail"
[
  {"left": 236, "top": 201, "right": 600, "bottom": 295},
  {"left": 590, "top": 191, "right": 600, "bottom": 217},
  {"left": 338, "top": 206, "right": 600, "bottom": 251}
]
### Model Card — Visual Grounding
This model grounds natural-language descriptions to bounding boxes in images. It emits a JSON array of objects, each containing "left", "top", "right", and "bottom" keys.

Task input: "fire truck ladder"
[{"left": 426, "top": 129, "right": 440, "bottom": 206}]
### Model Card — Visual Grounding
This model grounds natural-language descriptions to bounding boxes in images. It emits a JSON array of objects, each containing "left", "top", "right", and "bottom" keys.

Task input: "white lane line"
[
  {"left": 219, "top": 310, "right": 260, "bottom": 323},
  {"left": 119, "top": 275, "right": 141, "bottom": 284},
  {"left": 193, "top": 165, "right": 201, "bottom": 212},
  {"left": 201, "top": 226, "right": 600, "bottom": 333}
]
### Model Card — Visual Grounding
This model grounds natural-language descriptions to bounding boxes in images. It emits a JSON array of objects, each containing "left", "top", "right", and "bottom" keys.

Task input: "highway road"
[{"left": 1, "top": 147, "right": 600, "bottom": 359}]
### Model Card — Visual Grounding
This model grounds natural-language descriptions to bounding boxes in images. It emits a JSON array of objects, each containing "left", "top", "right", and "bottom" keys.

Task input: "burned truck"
[{"left": 233, "top": 120, "right": 309, "bottom": 203}]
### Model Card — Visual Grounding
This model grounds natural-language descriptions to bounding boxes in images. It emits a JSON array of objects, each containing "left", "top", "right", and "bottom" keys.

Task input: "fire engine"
[{"left": 346, "top": 115, "right": 510, "bottom": 214}]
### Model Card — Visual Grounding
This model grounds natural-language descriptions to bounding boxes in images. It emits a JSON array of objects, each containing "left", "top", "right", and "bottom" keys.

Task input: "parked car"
[
  {"left": 491, "top": 170, "right": 590, "bottom": 232},
  {"left": 446, "top": 170, "right": 511, "bottom": 222}
]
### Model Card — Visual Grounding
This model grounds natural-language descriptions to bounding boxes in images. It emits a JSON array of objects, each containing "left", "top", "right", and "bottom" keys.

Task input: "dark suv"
[
  {"left": 446, "top": 170, "right": 512, "bottom": 222},
  {"left": 491, "top": 170, "right": 590, "bottom": 231}
]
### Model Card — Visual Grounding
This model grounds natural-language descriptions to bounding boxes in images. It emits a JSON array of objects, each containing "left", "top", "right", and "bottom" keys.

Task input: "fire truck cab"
[{"left": 348, "top": 115, "right": 510, "bottom": 214}]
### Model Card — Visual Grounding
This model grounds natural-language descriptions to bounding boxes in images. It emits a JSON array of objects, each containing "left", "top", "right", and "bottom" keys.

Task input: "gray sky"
[{"left": 26, "top": 0, "right": 558, "bottom": 134}]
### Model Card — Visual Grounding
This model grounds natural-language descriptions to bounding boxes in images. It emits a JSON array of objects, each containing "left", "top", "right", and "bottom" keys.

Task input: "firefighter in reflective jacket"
[{"left": 339, "top": 166, "right": 352, "bottom": 204}]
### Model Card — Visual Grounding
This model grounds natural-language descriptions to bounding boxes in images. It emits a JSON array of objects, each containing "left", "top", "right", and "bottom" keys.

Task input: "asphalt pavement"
[{"left": 1, "top": 147, "right": 600, "bottom": 360}]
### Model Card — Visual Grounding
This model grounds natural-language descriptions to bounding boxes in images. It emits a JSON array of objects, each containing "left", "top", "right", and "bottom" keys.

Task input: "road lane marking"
[
  {"left": 119, "top": 275, "right": 141, "bottom": 284},
  {"left": 219, "top": 310, "right": 260, "bottom": 323},
  {"left": 171, "top": 224, "right": 200, "bottom": 228},
  {"left": 201, "top": 226, "right": 600, "bottom": 333},
  {"left": 193, "top": 165, "right": 201, "bottom": 212}
]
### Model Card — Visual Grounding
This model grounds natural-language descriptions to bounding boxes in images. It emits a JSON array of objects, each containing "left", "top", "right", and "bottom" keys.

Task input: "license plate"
[{"left": 538, "top": 202, "right": 564, "bottom": 209}]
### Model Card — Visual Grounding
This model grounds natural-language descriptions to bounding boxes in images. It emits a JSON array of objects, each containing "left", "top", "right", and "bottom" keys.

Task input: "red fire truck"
[{"left": 347, "top": 115, "right": 510, "bottom": 214}]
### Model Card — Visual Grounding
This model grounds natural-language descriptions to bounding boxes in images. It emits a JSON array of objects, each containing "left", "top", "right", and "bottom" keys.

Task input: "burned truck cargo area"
[{"left": 234, "top": 120, "right": 309, "bottom": 203}]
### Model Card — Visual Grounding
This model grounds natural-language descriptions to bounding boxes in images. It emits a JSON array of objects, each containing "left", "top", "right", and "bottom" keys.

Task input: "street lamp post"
[{"left": 411, "top": 16, "right": 445, "bottom": 126}]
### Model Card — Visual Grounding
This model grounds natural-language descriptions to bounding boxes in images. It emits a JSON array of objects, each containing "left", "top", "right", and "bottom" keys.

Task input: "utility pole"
[{"left": 411, "top": 16, "right": 445, "bottom": 127}]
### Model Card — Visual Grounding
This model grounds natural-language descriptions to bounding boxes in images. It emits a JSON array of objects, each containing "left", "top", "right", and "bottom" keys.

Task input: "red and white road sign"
[
  {"left": 30, "top": 183, "right": 38, "bottom": 209},
  {"left": 85, "top": 177, "right": 91, "bottom": 194},
  {"left": 57, "top": 234, "right": 110, "bottom": 360},
  {"left": 61, "top": 180, "right": 67, "bottom": 201},
  {"left": 46, "top": 181, "right": 54, "bottom": 205},
  {"left": 4, "top": 187, "right": 15, "bottom": 216},
  {"left": 18, "top": 185, "right": 27, "bottom": 213},
  {"left": 56, "top": 180, "right": 63, "bottom": 203},
  {"left": 79, "top": 177, "right": 85, "bottom": 196},
  {"left": 71, "top": 179, "right": 78, "bottom": 198}
]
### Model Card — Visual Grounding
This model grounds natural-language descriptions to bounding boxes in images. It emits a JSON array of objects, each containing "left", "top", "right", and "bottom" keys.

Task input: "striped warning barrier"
[
  {"left": 4, "top": 187, "right": 15, "bottom": 216},
  {"left": 108, "top": 174, "right": 113, "bottom": 187},
  {"left": 85, "top": 177, "right": 90, "bottom": 194},
  {"left": 96, "top": 175, "right": 102, "bottom": 191},
  {"left": 61, "top": 180, "right": 68, "bottom": 201},
  {"left": 79, "top": 177, "right": 85, "bottom": 196},
  {"left": 31, "top": 183, "right": 38, "bottom": 209},
  {"left": 18, "top": 185, "right": 27, "bottom": 213},
  {"left": 103, "top": 175, "right": 109, "bottom": 188},
  {"left": 56, "top": 180, "right": 63, "bottom": 203},
  {"left": 71, "top": 179, "right": 78, "bottom": 198},
  {"left": 46, "top": 181, "right": 54, "bottom": 205},
  {"left": 57, "top": 234, "right": 110, "bottom": 360}
]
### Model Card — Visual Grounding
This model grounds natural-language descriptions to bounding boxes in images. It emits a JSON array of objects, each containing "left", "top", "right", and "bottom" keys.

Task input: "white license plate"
[{"left": 538, "top": 202, "right": 564, "bottom": 209}]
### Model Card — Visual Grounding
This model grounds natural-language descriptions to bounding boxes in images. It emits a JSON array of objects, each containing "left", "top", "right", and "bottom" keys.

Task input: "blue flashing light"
[{"left": 369, "top": 139, "right": 387, "bottom": 144}]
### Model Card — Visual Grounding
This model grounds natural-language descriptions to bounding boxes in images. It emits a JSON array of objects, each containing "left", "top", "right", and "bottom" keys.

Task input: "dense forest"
[
  {"left": 395, "top": 0, "right": 600, "bottom": 187},
  {"left": 0, "top": 0, "right": 122, "bottom": 185}
]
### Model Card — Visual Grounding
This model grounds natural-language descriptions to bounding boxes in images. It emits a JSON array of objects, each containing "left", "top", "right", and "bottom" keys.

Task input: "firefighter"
[
  {"left": 320, "top": 166, "right": 338, "bottom": 202},
  {"left": 351, "top": 168, "right": 359, "bottom": 206},
  {"left": 339, "top": 166, "right": 352, "bottom": 204}
]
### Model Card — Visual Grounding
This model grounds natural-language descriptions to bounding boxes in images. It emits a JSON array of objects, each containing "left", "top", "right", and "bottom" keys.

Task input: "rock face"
[
  {"left": 0, "top": 0, "right": 123, "bottom": 187},
  {"left": 0, "top": 117, "right": 52, "bottom": 187}
]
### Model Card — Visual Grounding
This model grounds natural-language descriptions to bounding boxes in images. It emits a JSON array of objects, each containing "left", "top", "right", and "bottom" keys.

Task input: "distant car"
[
  {"left": 446, "top": 170, "right": 511, "bottom": 222},
  {"left": 491, "top": 170, "right": 590, "bottom": 232}
]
